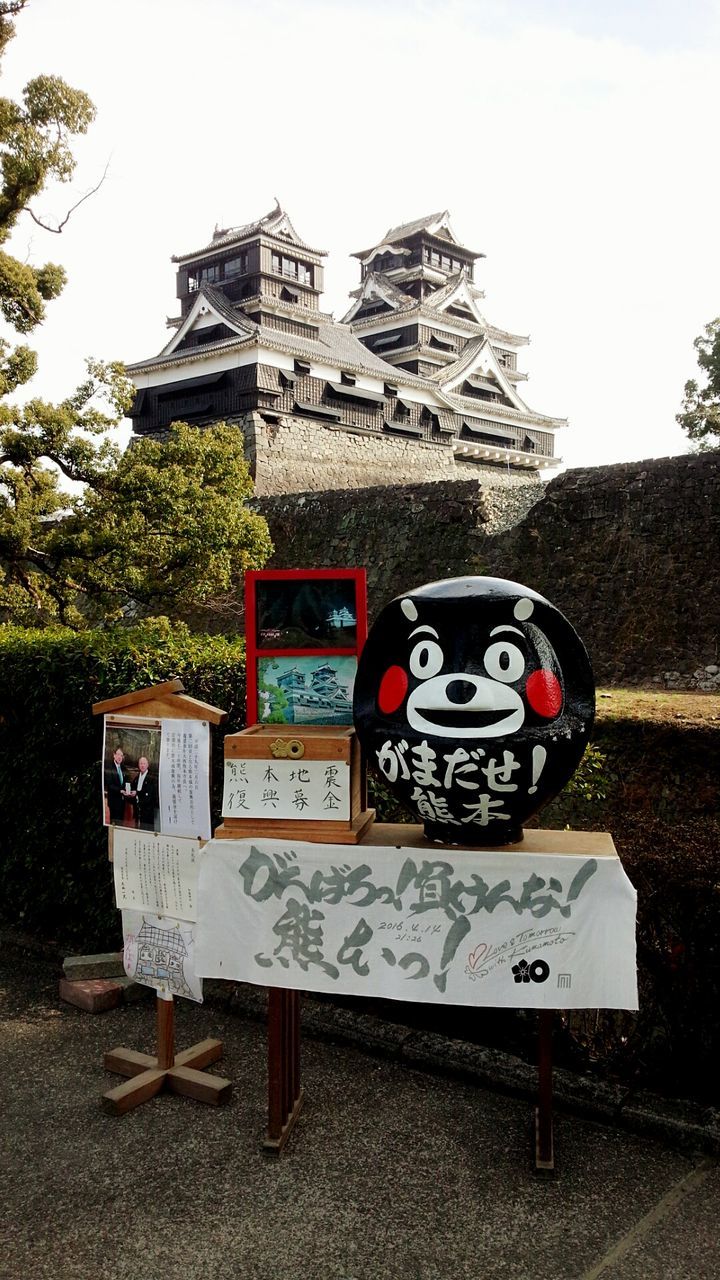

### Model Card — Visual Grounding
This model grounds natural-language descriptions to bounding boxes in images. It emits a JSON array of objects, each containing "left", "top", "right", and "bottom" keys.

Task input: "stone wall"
[
  {"left": 243, "top": 411, "right": 545, "bottom": 497},
  {"left": 481, "top": 451, "right": 720, "bottom": 685},
  {"left": 255, "top": 450, "right": 720, "bottom": 686}
]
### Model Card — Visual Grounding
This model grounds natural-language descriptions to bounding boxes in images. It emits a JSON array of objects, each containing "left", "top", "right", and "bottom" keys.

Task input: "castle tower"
[
  {"left": 126, "top": 204, "right": 563, "bottom": 492},
  {"left": 345, "top": 212, "right": 529, "bottom": 395}
]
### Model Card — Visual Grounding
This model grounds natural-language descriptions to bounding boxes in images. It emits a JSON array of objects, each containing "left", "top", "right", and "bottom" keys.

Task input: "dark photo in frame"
[{"left": 255, "top": 577, "right": 358, "bottom": 650}]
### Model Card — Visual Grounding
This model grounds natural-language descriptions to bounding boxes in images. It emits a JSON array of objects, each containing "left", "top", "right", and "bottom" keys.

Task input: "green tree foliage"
[
  {"left": 0, "top": 3, "right": 94, "bottom": 381},
  {"left": 0, "top": 392, "right": 272, "bottom": 625},
  {"left": 0, "top": 4, "right": 272, "bottom": 626},
  {"left": 676, "top": 317, "right": 720, "bottom": 449}
]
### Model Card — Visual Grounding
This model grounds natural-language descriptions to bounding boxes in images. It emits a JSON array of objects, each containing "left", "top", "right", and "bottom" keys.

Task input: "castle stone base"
[{"left": 242, "top": 412, "right": 547, "bottom": 497}]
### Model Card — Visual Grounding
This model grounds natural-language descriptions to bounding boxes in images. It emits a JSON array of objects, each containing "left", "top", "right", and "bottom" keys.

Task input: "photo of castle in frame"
[
  {"left": 257, "top": 655, "right": 356, "bottom": 725},
  {"left": 255, "top": 576, "right": 358, "bottom": 651}
]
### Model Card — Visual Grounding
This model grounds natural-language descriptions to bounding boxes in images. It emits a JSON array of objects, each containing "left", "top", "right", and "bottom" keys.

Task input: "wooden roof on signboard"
[{"left": 92, "top": 678, "right": 228, "bottom": 725}]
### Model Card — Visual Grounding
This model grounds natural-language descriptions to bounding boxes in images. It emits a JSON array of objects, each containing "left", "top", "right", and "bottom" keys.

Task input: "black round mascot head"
[{"left": 353, "top": 576, "right": 595, "bottom": 846}]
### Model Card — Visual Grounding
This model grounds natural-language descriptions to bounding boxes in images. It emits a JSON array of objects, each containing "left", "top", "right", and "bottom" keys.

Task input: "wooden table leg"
[
  {"left": 535, "top": 1009, "right": 555, "bottom": 1174},
  {"left": 264, "top": 987, "right": 304, "bottom": 1154}
]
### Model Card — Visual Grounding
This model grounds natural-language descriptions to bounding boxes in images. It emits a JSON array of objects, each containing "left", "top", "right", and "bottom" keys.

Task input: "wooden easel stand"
[
  {"left": 94, "top": 679, "right": 232, "bottom": 1116},
  {"left": 102, "top": 994, "right": 232, "bottom": 1115}
]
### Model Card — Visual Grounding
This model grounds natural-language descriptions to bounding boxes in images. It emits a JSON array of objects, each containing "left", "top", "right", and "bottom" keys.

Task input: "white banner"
[{"left": 196, "top": 838, "right": 638, "bottom": 1010}]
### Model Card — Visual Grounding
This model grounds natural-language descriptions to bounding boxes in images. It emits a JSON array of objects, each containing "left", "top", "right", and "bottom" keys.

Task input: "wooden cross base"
[{"left": 102, "top": 996, "right": 232, "bottom": 1115}]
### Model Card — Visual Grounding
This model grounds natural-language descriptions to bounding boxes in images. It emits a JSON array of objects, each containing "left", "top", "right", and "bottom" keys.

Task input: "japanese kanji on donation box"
[{"left": 195, "top": 836, "right": 638, "bottom": 1010}]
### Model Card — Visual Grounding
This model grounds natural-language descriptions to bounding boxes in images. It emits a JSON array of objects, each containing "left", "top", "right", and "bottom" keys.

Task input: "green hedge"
[
  {"left": 0, "top": 619, "right": 246, "bottom": 948},
  {"left": 3, "top": 627, "right": 718, "bottom": 1103}
]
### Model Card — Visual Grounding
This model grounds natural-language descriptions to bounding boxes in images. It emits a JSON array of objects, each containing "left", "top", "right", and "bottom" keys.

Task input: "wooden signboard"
[{"left": 93, "top": 678, "right": 232, "bottom": 1115}]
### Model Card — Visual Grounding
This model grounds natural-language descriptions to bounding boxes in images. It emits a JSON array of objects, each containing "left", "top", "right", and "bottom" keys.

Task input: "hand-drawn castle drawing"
[{"left": 131, "top": 918, "right": 196, "bottom": 1000}]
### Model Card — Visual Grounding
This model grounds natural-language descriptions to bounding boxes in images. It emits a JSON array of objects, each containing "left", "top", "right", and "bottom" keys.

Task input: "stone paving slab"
[{"left": 1, "top": 952, "right": 717, "bottom": 1280}]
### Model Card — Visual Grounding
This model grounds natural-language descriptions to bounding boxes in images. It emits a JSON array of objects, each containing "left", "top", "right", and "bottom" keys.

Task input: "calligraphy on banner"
[{"left": 196, "top": 839, "right": 638, "bottom": 1011}]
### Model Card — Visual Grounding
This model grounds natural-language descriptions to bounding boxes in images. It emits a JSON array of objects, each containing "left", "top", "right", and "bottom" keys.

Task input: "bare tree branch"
[{"left": 26, "top": 161, "right": 110, "bottom": 234}]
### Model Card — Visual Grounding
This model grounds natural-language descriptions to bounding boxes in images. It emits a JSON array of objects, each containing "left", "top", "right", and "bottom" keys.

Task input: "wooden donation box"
[{"left": 217, "top": 724, "right": 374, "bottom": 844}]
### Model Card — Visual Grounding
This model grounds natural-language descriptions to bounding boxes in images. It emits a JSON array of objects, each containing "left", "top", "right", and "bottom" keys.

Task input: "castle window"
[
  {"left": 225, "top": 252, "right": 248, "bottom": 278},
  {"left": 369, "top": 330, "right": 403, "bottom": 350},
  {"left": 357, "top": 299, "right": 391, "bottom": 318},
  {"left": 293, "top": 359, "right": 310, "bottom": 375},
  {"left": 425, "top": 248, "right": 458, "bottom": 272},
  {"left": 340, "top": 371, "right": 356, "bottom": 386},
  {"left": 495, "top": 349, "right": 517, "bottom": 371},
  {"left": 373, "top": 252, "right": 399, "bottom": 272},
  {"left": 460, "top": 420, "right": 515, "bottom": 445},
  {"left": 327, "top": 381, "right": 384, "bottom": 406},
  {"left": 272, "top": 252, "right": 313, "bottom": 286},
  {"left": 188, "top": 272, "right": 199, "bottom": 293},
  {"left": 293, "top": 399, "right": 341, "bottom": 422},
  {"left": 383, "top": 419, "right": 423, "bottom": 438},
  {"left": 203, "top": 263, "right": 221, "bottom": 284}
]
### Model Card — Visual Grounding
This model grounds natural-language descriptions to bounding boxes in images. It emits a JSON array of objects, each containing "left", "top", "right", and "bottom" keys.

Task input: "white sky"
[{"left": 3, "top": 0, "right": 720, "bottom": 471}]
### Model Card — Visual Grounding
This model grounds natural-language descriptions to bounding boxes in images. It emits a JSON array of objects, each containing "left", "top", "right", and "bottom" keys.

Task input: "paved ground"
[{"left": 1, "top": 951, "right": 718, "bottom": 1280}]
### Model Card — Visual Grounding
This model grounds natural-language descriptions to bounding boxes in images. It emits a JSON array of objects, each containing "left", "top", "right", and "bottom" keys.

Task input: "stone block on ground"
[
  {"left": 58, "top": 977, "right": 123, "bottom": 1013},
  {"left": 115, "top": 976, "right": 150, "bottom": 1004},
  {"left": 62, "top": 952, "right": 125, "bottom": 981}
]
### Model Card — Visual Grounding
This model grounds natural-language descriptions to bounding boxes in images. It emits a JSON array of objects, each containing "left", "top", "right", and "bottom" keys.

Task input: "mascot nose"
[{"left": 445, "top": 679, "right": 477, "bottom": 704}]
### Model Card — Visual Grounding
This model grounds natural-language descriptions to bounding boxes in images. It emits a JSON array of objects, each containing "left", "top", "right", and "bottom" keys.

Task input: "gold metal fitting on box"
[{"left": 269, "top": 738, "right": 305, "bottom": 760}]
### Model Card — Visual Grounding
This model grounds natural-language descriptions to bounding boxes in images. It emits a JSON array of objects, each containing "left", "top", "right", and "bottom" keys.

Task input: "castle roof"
[
  {"left": 433, "top": 334, "right": 529, "bottom": 409},
  {"left": 352, "top": 210, "right": 484, "bottom": 260},
  {"left": 172, "top": 202, "right": 326, "bottom": 265},
  {"left": 128, "top": 285, "right": 431, "bottom": 386},
  {"left": 422, "top": 271, "right": 486, "bottom": 315},
  {"left": 341, "top": 271, "right": 417, "bottom": 323}
]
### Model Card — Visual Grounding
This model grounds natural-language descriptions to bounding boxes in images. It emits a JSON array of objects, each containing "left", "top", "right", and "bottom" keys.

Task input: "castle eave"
[{"left": 454, "top": 440, "right": 559, "bottom": 469}]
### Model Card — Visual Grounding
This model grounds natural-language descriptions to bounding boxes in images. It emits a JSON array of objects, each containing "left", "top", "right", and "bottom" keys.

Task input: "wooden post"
[
  {"left": 535, "top": 1010, "right": 555, "bottom": 1173},
  {"left": 156, "top": 995, "right": 175, "bottom": 1071},
  {"left": 263, "top": 987, "right": 303, "bottom": 1154}
]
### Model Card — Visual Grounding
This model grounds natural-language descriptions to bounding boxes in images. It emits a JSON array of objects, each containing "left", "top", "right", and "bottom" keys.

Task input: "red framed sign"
[{"left": 245, "top": 568, "right": 367, "bottom": 727}]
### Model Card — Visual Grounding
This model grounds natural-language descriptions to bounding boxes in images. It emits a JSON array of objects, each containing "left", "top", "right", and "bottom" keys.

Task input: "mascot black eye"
[
  {"left": 483, "top": 641, "right": 524, "bottom": 684},
  {"left": 409, "top": 639, "right": 443, "bottom": 679}
]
